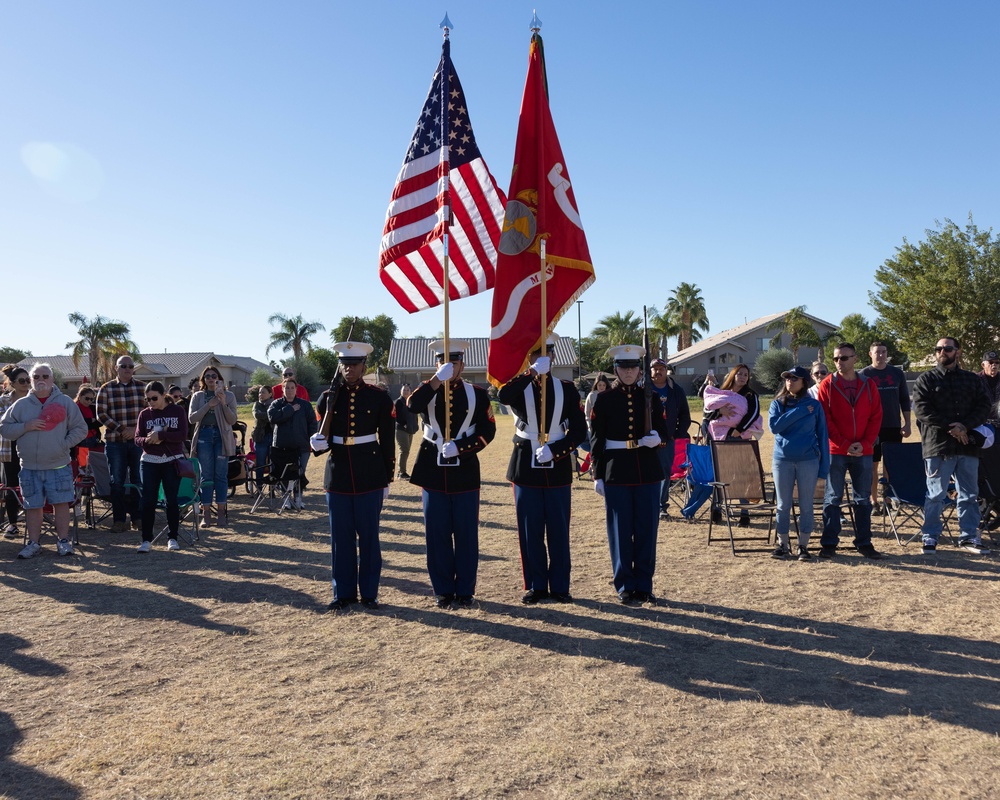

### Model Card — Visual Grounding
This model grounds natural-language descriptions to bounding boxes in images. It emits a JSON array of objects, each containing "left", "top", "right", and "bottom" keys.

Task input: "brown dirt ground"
[{"left": 2, "top": 414, "right": 999, "bottom": 799}]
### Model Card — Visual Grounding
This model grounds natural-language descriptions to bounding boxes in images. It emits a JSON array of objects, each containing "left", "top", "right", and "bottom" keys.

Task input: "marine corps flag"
[{"left": 487, "top": 32, "right": 594, "bottom": 387}]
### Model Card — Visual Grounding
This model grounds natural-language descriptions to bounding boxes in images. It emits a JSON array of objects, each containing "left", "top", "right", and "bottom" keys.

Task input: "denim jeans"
[
  {"left": 773, "top": 457, "right": 821, "bottom": 549},
  {"left": 106, "top": 440, "right": 142, "bottom": 523},
  {"left": 254, "top": 440, "right": 270, "bottom": 488},
  {"left": 196, "top": 426, "right": 229, "bottom": 504},
  {"left": 140, "top": 459, "right": 181, "bottom": 541},
  {"left": 822, "top": 454, "right": 873, "bottom": 549},
  {"left": 922, "top": 455, "right": 980, "bottom": 544}
]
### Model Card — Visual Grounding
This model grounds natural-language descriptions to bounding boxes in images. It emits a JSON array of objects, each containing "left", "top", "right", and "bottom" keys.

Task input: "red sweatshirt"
[{"left": 817, "top": 374, "right": 883, "bottom": 456}]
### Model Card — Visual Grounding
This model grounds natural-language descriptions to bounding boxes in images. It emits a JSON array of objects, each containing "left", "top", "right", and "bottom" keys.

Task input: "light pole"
[{"left": 576, "top": 300, "right": 583, "bottom": 385}]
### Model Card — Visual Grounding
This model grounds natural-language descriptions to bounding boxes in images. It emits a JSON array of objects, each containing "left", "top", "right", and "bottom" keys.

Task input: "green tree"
[
  {"left": 664, "top": 282, "right": 710, "bottom": 351},
  {"left": 590, "top": 311, "right": 644, "bottom": 353},
  {"left": 249, "top": 366, "right": 277, "bottom": 390},
  {"left": 870, "top": 216, "right": 1000, "bottom": 363},
  {"left": 0, "top": 346, "right": 31, "bottom": 364},
  {"left": 767, "top": 306, "right": 821, "bottom": 362},
  {"left": 831, "top": 314, "right": 909, "bottom": 369},
  {"left": 266, "top": 313, "right": 326, "bottom": 360},
  {"left": 65, "top": 312, "right": 139, "bottom": 385},
  {"left": 753, "top": 348, "right": 795, "bottom": 393},
  {"left": 306, "top": 346, "right": 340, "bottom": 383},
  {"left": 331, "top": 315, "right": 399, "bottom": 372},
  {"left": 646, "top": 306, "right": 682, "bottom": 361}
]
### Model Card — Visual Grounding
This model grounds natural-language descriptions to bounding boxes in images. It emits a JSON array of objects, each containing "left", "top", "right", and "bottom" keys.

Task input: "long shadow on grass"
[
  {"left": 0, "top": 573, "right": 250, "bottom": 634},
  {"left": 396, "top": 602, "right": 1000, "bottom": 735},
  {"left": 0, "top": 712, "right": 80, "bottom": 799},
  {"left": 0, "top": 635, "right": 67, "bottom": 677}
]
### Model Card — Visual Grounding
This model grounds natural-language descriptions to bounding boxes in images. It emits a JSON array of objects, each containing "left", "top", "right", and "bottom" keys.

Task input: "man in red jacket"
[{"left": 816, "top": 342, "right": 883, "bottom": 559}]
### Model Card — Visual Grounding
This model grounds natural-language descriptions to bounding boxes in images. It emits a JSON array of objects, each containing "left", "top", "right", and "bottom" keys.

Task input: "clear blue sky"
[{"left": 3, "top": 1, "right": 998, "bottom": 365}]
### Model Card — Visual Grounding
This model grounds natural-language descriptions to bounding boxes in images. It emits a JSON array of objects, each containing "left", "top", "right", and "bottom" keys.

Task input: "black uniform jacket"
[
  {"left": 497, "top": 372, "right": 587, "bottom": 487},
  {"left": 407, "top": 379, "right": 496, "bottom": 493},
  {"left": 315, "top": 381, "right": 395, "bottom": 494},
  {"left": 590, "top": 382, "right": 669, "bottom": 486}
]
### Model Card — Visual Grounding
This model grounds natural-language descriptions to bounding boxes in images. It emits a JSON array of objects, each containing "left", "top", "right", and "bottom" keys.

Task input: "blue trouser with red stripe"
[{"left": 513, "top": 484, "right": 571, "bottom": 594}]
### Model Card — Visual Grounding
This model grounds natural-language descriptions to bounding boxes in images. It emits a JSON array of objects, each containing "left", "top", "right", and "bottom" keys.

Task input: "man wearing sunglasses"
[
  {"left": 96, "top": 357, "right": 146, "bottom": 532},
  {"left": 816, "top": 342, "right": 883, "bottom": 559},
  {"left": 912, "top": 337, "right": 992, "bottom": 555}
]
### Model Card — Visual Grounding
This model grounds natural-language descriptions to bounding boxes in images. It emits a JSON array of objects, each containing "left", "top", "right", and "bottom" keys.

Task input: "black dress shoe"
[
  {"left": 637, "top": 591, "right": 658, "bottom": 605},
  {"left": 858, "top": 546, "right": 883, "bottom": 560},
  {"left": 360, "top": 598, "right": 380, "bottom": 610},
  {"left": 521, "top": 589, "right": 549, "bottom": 605},
  {"left": 456, "top": 595, "right": 475, "bottom": 607},
  {"left": 327, "top": 597, "right": 356, "bottom": 610},
  {"left": 618, "top": 590, "right": 638, "bottom": 605},
  {"left": 434, "top": 594, "right": 455, "bottom": 608},
  {"left": 550, "top": 592, "right": 574, "bottom": 603}
]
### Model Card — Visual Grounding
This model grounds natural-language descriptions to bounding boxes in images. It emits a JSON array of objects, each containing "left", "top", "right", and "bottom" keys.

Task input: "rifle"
[
  {"left": 642, "top": 306, "right": 653, "bottom": 436},
  {"left": 319, "top": 317, "right": 357, "bottom": 442}
]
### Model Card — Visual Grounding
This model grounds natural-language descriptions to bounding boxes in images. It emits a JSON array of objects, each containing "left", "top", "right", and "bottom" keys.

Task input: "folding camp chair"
[
  {"left": 680, "top": 441, "right": 714, "bottom": 521},
  {"left": 709, "top": 439, "right": 776, "bottom": 555},
  {"left": 128, "top": 459, "right": 208, "bottom": 547},
  {"left": 881, "top": 442, "right": 955, "bottom": 547},
  {"left": 666, "top": 436, "right": 692, "bottom": 511},
  {"left": 79, "top": 450, "right": 115, "bottom": 529}
]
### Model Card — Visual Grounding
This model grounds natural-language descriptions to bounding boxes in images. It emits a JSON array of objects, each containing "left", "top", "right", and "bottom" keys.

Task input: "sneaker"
[
  {"left": 958, "top": 539, "right": 990, "bottom": 555},
  {"left": 659, "top": 509, "right": 670, "bottom": 520},
  {"left": 922, "top": 542, "right": 937, "bottom": 555},
  {"left": 294, "top": 497, "right": 305, "bottom": 510},
  {"left": 56, "top": 538, "right": 75, "bottom": 556},
  {"left": 167, "top": 538, "right": 180, "bottom": 551},
  {"left": 137, "top": 540, "right": 152, "bottom": 554},
  {"left": 797, "top": 546, "right": 812, "bottom": 561},
  {"left": 2, "top": 523, "right": 18, "bottom": 539},
  {"left": 281, "top": 497, "right": 293, "bottom": 512},
  {"left": 17, "top": 541, "right": 41, "bottom": 559},
  {"left": 771, "top": 545, "right": 790, "bottom": 560},
  {"left": 818, "top": 546, "right": 837, "bottom": 559}
]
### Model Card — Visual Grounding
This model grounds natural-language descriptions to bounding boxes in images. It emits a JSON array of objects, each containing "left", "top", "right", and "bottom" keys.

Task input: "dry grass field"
[{"left": 2, "top": 413, "right": 999, "bottom": 799}]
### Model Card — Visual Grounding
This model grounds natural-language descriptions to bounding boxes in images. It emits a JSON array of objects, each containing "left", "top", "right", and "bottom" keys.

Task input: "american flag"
[{"left": 379, "top": 40, "right": 506, "bottom": 313}]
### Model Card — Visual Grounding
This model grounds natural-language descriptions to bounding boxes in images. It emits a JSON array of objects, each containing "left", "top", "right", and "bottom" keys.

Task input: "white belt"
[
  {"left": 515, "top": 429, "right": 565, "bottom": 443},
  {"left": 423, "top": 424, "right": 476, "bottom": 443},
  {"left": 331, "top": 434, "right": 378, "bottom": 445},
  {"left": 605, "top": 439, "right": 639, "bottom": 450}
]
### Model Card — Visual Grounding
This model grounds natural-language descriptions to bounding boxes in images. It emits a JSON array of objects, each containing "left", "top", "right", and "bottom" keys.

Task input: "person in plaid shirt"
[{"left": 96, "top": 356, "right": 145, "bottom": 532}]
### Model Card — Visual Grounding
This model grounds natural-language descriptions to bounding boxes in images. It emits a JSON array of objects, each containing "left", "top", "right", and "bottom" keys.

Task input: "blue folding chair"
[
  {"left": 881, "top": 442, "right": 955, "bottom": 546},
  {"left": 680, "top": 442, "right": 714, "bottom": 521}
]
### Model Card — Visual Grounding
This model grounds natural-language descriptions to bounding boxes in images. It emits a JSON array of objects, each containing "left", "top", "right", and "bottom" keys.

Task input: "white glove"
[
  {"left": 594, "top": 479, "right": 605, "bottom": 497},
  {"left": 441, "top": 441, "right": 459, "bottom": 459},
  {"left": 530, "top": 356, "right": 551, "bottom": 375},
  {"left": 639, "top": 431, "right": 662, "bottom": 449},
  {"left": 383, "top": 486, "right": 390, "bottom": 500},
  {"left": 310, "top": 433, "right": 328, "bottom": 451},
  {"left": 534, "top": 444, "right": 553, "bottom": 464},
  {"left": 434, "top": 362, "right": 454, "bottom": 382}
]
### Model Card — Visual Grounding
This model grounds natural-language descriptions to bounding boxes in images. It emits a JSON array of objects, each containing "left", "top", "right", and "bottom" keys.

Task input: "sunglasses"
[
  {"left": 935, "top": 346, "right": 956, "bottom": 353},
  {"left": 205, "top": 375, "right": 220, "bottom": 380},
  {"left": 785, "top": 376, "right": 803, "bottom": 382},
  {"left": 987, "top": 361, "right": 1000, "bottom": 366},
  {"left": 80, "top": 396, "right": 95, "bottom": 402},
  {"left": 832, "top": 356, "right": 854, "bottom": 362},
  {"left": 119, "top": 364, "right": 135, "bottom": 369},
  {"left": 15, "top": 377, "right": 30, "bottom": 385},
  {"left": 32, "top": 374, "right": 52, "bottom": 379},
  {"left": 282, "top": 373, "right": 294, "bottom": 377},
  {"left": 145, "top": 395, "right": 162, "bottom": 402},
  {"left": 812, "top": 372, "right": 829, "bottom": 377}
]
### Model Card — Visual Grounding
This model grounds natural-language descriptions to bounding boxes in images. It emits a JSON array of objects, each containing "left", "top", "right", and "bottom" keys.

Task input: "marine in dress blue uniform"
[
  {"left": 407, "top": 340, "right": 496, "bottom": 608},
  {"left": 590, "top": 344, "right": 669, "bottom": 605},
  {"left": 496, "top": 335, "right": 587, "bottom": 604},
  {"left": 312, "top": 341, "right": 395, "bottom": 611}
]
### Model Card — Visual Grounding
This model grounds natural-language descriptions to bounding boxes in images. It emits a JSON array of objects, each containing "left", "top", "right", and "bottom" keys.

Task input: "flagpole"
[
  {"left": 532, "top": 11, "right": 549, "bottom": 447},
  {"left": 440, "top": 16, "right": 453, "bottom": 444}
]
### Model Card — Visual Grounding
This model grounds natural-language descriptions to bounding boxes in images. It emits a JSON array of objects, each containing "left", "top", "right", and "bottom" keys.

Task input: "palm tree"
[
  {"left": 266, "top": 313, "right": 326, "bottom": 360},
  {"left": 646, "top": 306, "right": 683, "bottom": 361},
  {"left": 590, "top": 311, "right": 644, "bottom": 355},
  {"left": 66, "top": 312, "right": 138, "bottom": 385},
  {"left": 767, "top": 306, "right": 821, "bottom": 362},
  {"left": 664, "top": 283, "right": 710, "bottom": 351}
]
